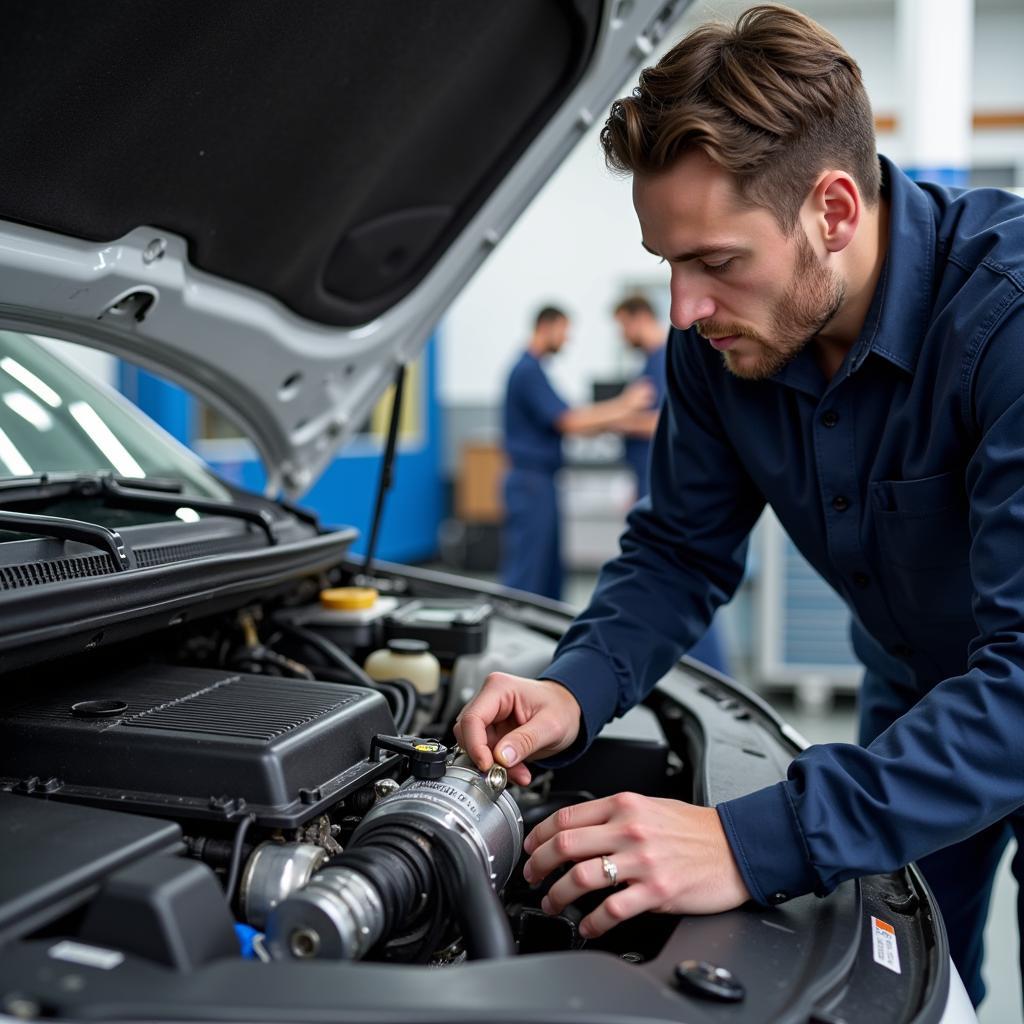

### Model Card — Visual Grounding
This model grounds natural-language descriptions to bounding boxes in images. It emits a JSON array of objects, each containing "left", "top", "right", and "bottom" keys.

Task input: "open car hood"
[{"left": 0, "top": 0, "right": 692, "bottom": 497}]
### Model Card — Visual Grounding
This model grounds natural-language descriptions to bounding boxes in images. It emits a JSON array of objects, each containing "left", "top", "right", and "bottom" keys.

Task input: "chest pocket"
[{"left": 871, "top": 471, "right": 973, "bottom": 620}]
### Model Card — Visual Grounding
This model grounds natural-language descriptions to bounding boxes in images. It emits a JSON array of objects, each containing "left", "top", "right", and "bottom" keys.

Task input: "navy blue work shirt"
[
  {"left": 540, "top": 156, "right": 1024, "bottom": 905},
  {"left": 624, "top": 345, "right": 667, "bottom": 498},
  {"left": 503, "top": 351, "right": 570, "bottom": 472}
]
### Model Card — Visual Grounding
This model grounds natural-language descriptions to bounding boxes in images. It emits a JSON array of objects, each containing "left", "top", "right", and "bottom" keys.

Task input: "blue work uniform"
[
  {"left": 625, "top": 344, "right": 730, "bottom": 675},
  {"left": 501, "top": 351, "right": 569, "bottom": 600},
  {"left": 623, "top": 346, "right": 668, "bottom": 500},
  {"left": 539, "top": 157, "right": 1024, "bottom": 1007}
]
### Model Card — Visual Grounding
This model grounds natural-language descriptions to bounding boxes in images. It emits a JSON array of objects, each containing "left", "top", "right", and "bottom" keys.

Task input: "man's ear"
[{"left": 806, "top": 171, "right": 860, "bottom": 254}]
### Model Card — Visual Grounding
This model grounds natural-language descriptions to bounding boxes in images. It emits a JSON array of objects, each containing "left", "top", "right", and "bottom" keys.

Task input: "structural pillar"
[{"left": 897, "top": 0, "right": 974, "bottom": 187}]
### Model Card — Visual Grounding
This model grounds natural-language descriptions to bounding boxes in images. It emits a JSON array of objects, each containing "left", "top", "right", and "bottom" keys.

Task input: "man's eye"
[{"left": 701, "top": 258, "right": 735, "bottom": 273}]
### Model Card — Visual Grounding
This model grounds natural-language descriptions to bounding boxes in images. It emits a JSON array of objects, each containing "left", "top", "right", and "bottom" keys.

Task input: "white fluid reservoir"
[{"left": 364, "top": 639, "right": 441, "bottom": 696}]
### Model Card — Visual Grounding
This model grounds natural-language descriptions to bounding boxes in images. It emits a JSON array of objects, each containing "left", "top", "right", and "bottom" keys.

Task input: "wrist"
[{"left": 538, "top": 678, "right": 583, "bottom": 739}]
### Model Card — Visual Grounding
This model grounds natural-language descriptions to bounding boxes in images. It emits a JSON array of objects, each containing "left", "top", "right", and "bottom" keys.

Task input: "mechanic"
[
  {"left": 500, "top": 305, "right": 652, "bottom": 601},
  {"left": 612, "top": 292, "right": 730, "bottom": 676},
  {"left": 458, "top": 5, "right": 1024, "bottom": 1009},
  {"left": 611, "top": 294, "right": 668, "bottom": 501}
]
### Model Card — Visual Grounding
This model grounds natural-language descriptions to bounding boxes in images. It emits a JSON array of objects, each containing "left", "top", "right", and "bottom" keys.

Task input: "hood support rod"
[{"left": 361, "top": 363, "right": 407, "bottom": 583}]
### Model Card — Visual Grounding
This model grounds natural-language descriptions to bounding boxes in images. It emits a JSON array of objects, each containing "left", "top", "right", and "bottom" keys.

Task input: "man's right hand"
[
  {"left": 453, "top": 673, "right": 583, "bottom": 785},
  {"left": 618, "top": 377, "right": 656, "bottom": 412}
]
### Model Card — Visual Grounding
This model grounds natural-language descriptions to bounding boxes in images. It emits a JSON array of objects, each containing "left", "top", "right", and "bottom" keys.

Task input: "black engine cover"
[{"left": 0, "top": 665, "right": 394, "bottom": 826}]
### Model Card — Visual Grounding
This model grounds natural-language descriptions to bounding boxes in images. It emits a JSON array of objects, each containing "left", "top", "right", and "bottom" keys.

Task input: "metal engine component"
[
  {"left": 268, "top": 866, "right": 386, "bottom": 960},
  {"left": 265, "top": 754, "right": 523, "bottom": 960},
  {"left": 355, "top": 755, "right": 522, "bottom": 888},
  {"left": 239, "top": 842, "right": 327, "bottom": 929}
]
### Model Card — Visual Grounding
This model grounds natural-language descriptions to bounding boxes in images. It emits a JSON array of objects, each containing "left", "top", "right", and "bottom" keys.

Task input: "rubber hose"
[{"left": 428, "top": 825, "right": 516, "bottom": 960}]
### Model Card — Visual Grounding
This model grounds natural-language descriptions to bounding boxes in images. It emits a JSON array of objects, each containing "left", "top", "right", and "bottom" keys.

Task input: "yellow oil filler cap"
[{"left": 320, "top": 586, "right": 379, "bottom": 612}]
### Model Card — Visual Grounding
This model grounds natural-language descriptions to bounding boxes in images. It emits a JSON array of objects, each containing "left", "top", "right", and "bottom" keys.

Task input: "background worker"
[
  {"left": 501, "top": 305, "right": 652, "bottom": 601},
  {"left": 460, "top": 6, "right": 1024, "bottom": 1008},
  {"left": 613, "top": 293, "right": 730, "bottom": 675},
  {"left": 612, "top": 294, "right": 668, "bottom": 500}
]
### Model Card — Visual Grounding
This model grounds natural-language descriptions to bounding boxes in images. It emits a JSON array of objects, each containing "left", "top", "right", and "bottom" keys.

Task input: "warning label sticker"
[
  {"left": 871, "top": 916, "right": 902, "bottom": 975},
  {"left": 48, "top": 940, "right": 124, "bottom": 970}
]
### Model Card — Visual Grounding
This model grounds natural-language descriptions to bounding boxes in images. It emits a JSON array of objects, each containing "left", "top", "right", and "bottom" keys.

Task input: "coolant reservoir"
[
  {"left": 277, "top": 587, "right": 400, "bottom": 651},
  {"left": 364, "top": 639, "right": 440, "bottom": 696}
]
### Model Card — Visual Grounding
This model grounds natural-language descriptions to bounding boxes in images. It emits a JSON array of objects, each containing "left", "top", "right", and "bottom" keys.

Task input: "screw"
[{"left": 142, "top": 237, "right": 167, "bottom": 264}]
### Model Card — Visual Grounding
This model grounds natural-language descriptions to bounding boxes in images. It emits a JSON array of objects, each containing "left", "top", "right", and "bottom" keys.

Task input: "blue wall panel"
[{"left": 118, "top": 337, "right": 444, "bottom": 565}]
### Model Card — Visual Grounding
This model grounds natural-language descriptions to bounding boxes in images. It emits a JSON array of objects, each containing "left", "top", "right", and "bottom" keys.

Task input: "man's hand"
[
  {"left": 453, "top": 672, "right": 582, "bottom": 786},
  {"left": 522, "top": 793, "right": 750, "bottom": 937},
  {"left": 617, "top": 377, "right": 656, "bottom": 412}
]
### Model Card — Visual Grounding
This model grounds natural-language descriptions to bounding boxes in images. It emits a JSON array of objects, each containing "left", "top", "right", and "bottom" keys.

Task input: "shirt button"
[
  {"left": 853, "top": 572, "right": 870, "bottom": 588},
  {"left": 821, "top": 411, "right": 839, "bottom": 428},
  {"left": 832, "top": 495, "right": 850, "bottom": 512}
]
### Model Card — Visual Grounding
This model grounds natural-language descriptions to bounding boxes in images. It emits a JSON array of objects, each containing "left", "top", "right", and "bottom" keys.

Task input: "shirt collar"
[
  {"left": 846, "top": 155, "right": 937, "bottom": 377},
  {"left": 773, "top": 156, "right": 937, "bottom": 394}
]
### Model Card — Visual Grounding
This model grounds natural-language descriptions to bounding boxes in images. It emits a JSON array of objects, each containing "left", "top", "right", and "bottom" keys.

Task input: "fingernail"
[
  {"left": 500, "top": 746, "right": 517, "bottom": 766},
  {"left": 540, "top": 896, "right": 552, "bottom": 914},
  {"left": 578, "top": 922, "right": 592, "bottom": 939}
]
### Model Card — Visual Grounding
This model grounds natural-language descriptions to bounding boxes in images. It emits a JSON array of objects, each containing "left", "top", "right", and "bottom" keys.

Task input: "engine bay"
[
  {"left": 0, "top": 569, "right": 684, "bottom": 973},
  {"left": 0, "top": 561, "right": 951, "bottom": 1023}
]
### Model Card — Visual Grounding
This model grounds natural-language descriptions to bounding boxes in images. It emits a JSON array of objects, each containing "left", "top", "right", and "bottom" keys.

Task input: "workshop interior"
[{"left": 0, "top": 2, "right": 1021, "bottom": 1023}]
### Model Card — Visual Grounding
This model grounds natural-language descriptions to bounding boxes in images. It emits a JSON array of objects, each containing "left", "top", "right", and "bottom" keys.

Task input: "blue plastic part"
[{"left": 234, "top": 923, "right": 261, "bottom": 959}]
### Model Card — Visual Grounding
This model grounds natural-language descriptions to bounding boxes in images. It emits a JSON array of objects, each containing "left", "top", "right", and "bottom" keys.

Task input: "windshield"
[{"left": 0, "top": 331, "right": 229, "bottom": 500}]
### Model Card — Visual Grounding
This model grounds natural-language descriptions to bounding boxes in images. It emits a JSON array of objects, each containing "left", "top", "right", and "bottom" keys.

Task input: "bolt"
[{"left": 374, "top": 778, "right": 400, "bottom": 800}]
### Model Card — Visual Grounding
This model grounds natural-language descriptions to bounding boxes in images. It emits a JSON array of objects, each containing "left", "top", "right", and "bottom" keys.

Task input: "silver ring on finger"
[{"left": 601, "top": 855, "right": 619, "bottom": 887}]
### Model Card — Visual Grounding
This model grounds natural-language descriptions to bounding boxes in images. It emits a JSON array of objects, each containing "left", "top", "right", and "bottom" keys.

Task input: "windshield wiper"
[
  {"left": 97, "top": 477, "right": 278, "bottom": 546},
  {"left": 0, "top": 510, "right": 130, "bottom": 570},
  {"left": 0, "top": 472, "right": 184, "bottom": 500},
  {"left": 0, "top": 473, "right": 277, "bottom": 545}
]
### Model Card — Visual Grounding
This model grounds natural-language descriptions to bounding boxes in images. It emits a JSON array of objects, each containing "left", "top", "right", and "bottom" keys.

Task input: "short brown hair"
[
  {"left": 534, "top": 305, "right": 568, "bottom": 328},
  {"left": 613, "top": 294, "right": 656, "bottom": 317},
  {"left": 600, "top": 4, "right": 880, "bottom": 231}
]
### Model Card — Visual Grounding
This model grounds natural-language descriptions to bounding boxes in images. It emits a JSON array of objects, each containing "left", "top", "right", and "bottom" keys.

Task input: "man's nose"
[{"left": 669, "top": 276, "right": 716, "bottom": 330}]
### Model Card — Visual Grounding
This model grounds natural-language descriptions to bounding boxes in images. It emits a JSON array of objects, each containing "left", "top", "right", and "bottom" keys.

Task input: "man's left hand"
[{"left": 522, "top": 793, "right": 750, "bottom": 938}]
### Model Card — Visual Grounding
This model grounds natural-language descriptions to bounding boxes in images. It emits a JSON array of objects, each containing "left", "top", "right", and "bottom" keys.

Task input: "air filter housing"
[{"left": 0, "top": 665, "right": 394, "bottom": 826}]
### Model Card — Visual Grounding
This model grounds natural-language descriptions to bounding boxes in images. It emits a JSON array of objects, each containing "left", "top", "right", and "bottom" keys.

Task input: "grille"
[
  {"left": 122, "top": 676, "right": 357, "bottom": 741},
  {"left": 0, "top": 554, "right": 117, "bottom": 589},
  {"left": 134, "top": 535, "right": 257, "bottom": 567},
  {"left": 0, "top": 535, "right": 261, "bottom": 590}
]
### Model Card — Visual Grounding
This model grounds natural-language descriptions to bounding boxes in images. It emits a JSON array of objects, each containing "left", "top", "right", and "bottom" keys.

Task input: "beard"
[{"left": 697, "top": 232, "right": 846, "bottom": 381}]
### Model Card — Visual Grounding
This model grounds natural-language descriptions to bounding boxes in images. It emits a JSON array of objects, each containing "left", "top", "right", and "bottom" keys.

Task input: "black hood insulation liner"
[{"left": 0, "top": 1, "right": 601, "bottom": 327}]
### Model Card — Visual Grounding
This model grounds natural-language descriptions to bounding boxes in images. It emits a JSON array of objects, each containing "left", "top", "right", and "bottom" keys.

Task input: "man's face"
[
  {"left": 614, "top": 311, "right": 645, "bottom": 350},
  {"left": 633, "top": 150, "right": 845, "bottom": 380},
  {"left": 543, "top": 316, "right": 570, "bottom": 353}
]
